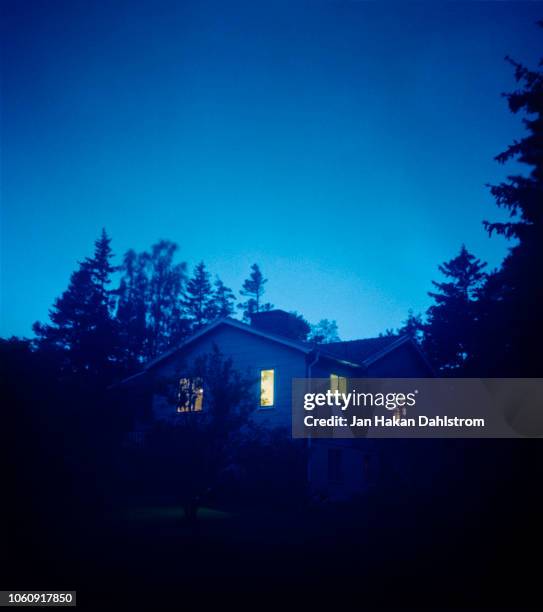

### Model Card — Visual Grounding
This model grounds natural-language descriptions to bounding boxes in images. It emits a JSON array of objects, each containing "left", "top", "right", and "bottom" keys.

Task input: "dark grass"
[
  {"left": 7, "top": 488, "right": 542, "bottom": 610},
  {"left": 6, "top": 432, "right": 542, "bottom": 609}
]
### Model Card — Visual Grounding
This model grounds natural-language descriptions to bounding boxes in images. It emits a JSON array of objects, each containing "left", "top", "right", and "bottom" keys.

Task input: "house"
[{"left": 121, "top": 309, "right": 433, "bottom": 499}]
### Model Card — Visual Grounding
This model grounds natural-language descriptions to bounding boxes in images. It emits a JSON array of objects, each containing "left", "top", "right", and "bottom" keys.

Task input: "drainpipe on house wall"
[{"left": 306, "top": 351, "right": 320, "bottom": 487}]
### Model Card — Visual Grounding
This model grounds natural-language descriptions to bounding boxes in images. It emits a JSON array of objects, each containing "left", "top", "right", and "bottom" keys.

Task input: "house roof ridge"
[
  {"left": 316, "top": 334, "right": 411, "bottom": 369},
  {"left": 142, "top": 316, "right": 313, "bottom": 372},
  {"left": 323, "top": 334, "right": 403, "bottom": 346},
  {"left": 121, "top": 320, "right": 415, "bottom": 386}
]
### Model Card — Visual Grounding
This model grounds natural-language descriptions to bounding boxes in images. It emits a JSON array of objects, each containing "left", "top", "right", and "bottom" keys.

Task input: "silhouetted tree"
[
  {"left": 33, "top": 229, "right": 119, "bottom": 382},
  {"left": 285, "top": 311, "right": 311, "bottom": 341},
  {"left": 379, "top": 328, "right": 396, "bottom": 338},
  {"left": 142, "top": 241, "right": 189, "bottom": 359},
  {"left": 150, "top": 345, "right": 255, "bottom": 528},
  {"left": 184, "top": 262, "right": 215, "bottom": 330},
  {"left": 308, "top": 319, "right": 340, "bottom": 344},
  {"left": 236, "top": 428, "right": 308, "bottom": 511},
  {"left": 238, "top": 263, "right": 273, "bottom": 322},
  {"left": 481, "top": 37, "right": 543, "bottom": 375},
  {"left": 115, "top": 241, "right": 190, "bottom": 363},
  {"left": 398, "top": 309, "right": 424, "bottom": 344},
  {"left": 115, "top": 249, "right": 148, "bottom": 370},
  {"left": 423, "top": 245, "right": 487, "bottom": 374},
  {"left": 212, "top": 277, "right": 236, "bottom": 318}
]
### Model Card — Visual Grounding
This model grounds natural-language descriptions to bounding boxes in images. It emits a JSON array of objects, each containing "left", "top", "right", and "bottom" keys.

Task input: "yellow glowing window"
[
  {"left": 177, "top": 378, "right": 204, "bottom": 413},
  {"left": 260, "top": 369, "right": 275, "bottom": 407},
  {"left": 330, "top": 374, "right": 347, "bottom": 394}
]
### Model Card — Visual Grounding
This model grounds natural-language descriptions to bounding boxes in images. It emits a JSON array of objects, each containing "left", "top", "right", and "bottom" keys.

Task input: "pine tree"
[
  {"left": 485, "top": 48, "right": 543, "bottom": 241},
  {"left": 87, "top": 228, "right": 117, "bottom": 298},
  {"left": 33, "top": 229, "right": 118, "bottom": 380},
  {"left": 423, "top": 245, "right": 487, "bottom": 374},
  {"left": 212, "top": 278, "right": 236, "bottom": 318},
  {"left": 397, "top": 310, "right": 424, "bottom": 344},
  {"left": 308, "top": 319, "right": 340, "bottom": 344},
  {"left": 238, "top": 264, "right": 273, "bottom": 322},
  {"left": 184, "top": 262, "right": 215, "bottom": 330},
  {"left": 482, "top": 35, "right": 543, "bottom": 375}
]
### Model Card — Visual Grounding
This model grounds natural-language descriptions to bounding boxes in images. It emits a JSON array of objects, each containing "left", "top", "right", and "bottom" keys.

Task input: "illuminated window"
[
  {"left": 330, "top": 374, "right": 347, "bottom": 394},
  {"left": 177, "top": 378, "right": 204, "bottom": 413},
  {"left": 260, "top": 369, "right": 275, "bottom": 407}
]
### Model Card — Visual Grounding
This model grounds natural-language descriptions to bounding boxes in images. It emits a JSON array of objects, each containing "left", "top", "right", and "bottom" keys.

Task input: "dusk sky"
[{"left": 1, "top": 1, "right": 542, "bottom": 340}]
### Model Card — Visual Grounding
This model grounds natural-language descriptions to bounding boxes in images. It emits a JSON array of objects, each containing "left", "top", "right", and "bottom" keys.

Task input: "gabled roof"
[
  {"left": 143, "top": 317, "right": 313, "bottom": 371},
  {"left": 119, "top": 320, "right": 423, "bottom": 388},
  {"left": 143, "top": 318, "right": 414, "bottom": 371},
  {"left": 319, "top": 335, "right": 410, "bottom": 367}
]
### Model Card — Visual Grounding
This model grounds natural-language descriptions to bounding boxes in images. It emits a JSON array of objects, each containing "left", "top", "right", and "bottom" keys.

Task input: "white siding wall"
[{"left": 150, "top": 325, "right": 308, "bottom": 429}]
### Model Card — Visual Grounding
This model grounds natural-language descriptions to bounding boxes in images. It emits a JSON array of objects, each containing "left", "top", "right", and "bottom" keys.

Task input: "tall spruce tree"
[
  {"left": 423, "top": 245, "right": 487, "bottom": 374},
  {"left": 481, "top": 36, "right": 543, "bottom": 375},
  {"left": 213, "top": 278, "right": 236, "bottom": 318},
  {"left": 33, "top": 229, "right": 118, "bottom": 381},
  {"left": 238, "top": 263, "right": 273, "bottom": 322},
  {"left": 398, "top": 309, "right": 424, "bottom": 344},
  {"left": 184, "top": 262, "right": 215, "bottom": 330}
]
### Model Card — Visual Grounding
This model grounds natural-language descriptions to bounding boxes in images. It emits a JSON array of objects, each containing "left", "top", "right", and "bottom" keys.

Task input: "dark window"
[
  {"left": 328, "top": 448, "right": 342, "bottom": 483},
  {"left": 363, "top": 454, "right": 371, "bottom": 479}
]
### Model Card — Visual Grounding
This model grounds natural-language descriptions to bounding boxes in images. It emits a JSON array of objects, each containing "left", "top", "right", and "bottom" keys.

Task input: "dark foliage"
[
  {"left": 115, "top": 248, "right": 148, "bottom": 371},
  {"left": 238, "top": 263, "right": 273, "bottom": 322},
  {"left": 391, "top": 33, "right": 543, "bottom": 376},
  {"left": 235, "top": 428, "right": 308, "bottom": 511},
  {"left": 308, "top": 318, "right": 340, "bottom": 344},
  {"left": 397, "top": 309, "right": 424, "bottom": 344},
  {"left": 32, "top": 229, "right": 120, "bottom": 384},
  {"left": 479, "top": 42, "right": 543, "bottom": 375},
  {"left": 212, "top": 277, "right": 236, "bottom": 318},
  {"left": 148, "top": 345, "right": 256, "bottom": 522},
  {"left": 423, "top": 245, "right": 487, "bottom": 374},
  {"left": 183, "top": 261, "right": 216, "bottom": 330}
]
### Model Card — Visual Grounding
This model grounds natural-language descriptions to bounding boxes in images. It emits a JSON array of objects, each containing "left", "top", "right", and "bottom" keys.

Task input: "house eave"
[
  {"left": 143, "top": 317, "right": 313, "bottom": 373},
  {"left": 313, "top": 349, "right": 364, "bottom": 370},
  {"left": 360, "top": 335, "right": 411, "bottom": 368}
]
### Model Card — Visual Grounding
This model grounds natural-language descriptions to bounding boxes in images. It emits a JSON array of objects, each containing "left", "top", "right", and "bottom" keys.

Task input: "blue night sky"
[{"left": 1, "top": 1, "right": 542, "bottom": 340}]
